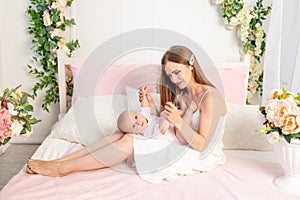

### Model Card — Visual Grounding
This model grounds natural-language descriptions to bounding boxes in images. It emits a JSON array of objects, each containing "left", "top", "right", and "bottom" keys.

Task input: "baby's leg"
[
  {"left": 159, "top": 119, "right": 170, "bottom": 134},
  {"left": 182, "top": 101, "right": 197, "bottom": 124}
]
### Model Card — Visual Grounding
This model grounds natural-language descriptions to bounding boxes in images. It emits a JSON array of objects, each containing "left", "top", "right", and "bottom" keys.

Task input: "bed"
[{"left": 1, "top": 51, "right": 299, "bottom": 200}]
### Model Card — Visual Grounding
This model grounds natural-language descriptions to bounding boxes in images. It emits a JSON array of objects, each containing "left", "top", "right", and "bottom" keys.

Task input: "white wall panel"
[{"left": 0, "top": 0, "right": 259, "bottom": 143}]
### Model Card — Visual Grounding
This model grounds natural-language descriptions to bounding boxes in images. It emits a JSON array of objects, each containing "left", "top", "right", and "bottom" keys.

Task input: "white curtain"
[{"left": 262, "top": 0, "right": 300, "bottom": 104}]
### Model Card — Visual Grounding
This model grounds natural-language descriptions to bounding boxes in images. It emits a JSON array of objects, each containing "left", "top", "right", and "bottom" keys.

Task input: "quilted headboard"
[{"left": 57, "top": 51, "right": 250, "bottom": 117}]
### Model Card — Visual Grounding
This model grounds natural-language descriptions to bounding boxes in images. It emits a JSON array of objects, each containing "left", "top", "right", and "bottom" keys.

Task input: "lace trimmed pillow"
[{"left": 50, "top": 95, "right": 127, "bottom": 145}]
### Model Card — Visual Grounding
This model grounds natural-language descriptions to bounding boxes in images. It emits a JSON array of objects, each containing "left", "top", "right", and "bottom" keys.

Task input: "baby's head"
[{"left": 117, "top": 110, "right": 148, "bottom": 134}]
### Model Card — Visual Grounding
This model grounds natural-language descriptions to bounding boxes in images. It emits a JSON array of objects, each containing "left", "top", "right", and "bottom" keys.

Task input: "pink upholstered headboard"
[{"left": 58, "top": 54, "right": 250, "bottom": 116}]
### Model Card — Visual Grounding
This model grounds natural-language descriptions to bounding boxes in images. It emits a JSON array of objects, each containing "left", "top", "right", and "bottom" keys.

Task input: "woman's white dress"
[{"left": 132, "top": 110, "right": 226, "bottom": 183}]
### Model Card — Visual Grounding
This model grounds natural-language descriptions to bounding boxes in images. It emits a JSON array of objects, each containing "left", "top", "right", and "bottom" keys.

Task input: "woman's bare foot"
[
  {"left": 27, "top": 159, "right": 70, "bottom": 177},
  {"left": 26, "top": 165, "right": 35, "bottom": 174}
]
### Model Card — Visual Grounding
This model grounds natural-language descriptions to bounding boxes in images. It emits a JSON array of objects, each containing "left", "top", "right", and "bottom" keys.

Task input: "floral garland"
[
  {"left": 27, "top": 0, "right": 79, "bottom": 112},
  {"left": 0, "top": 85, "right": 41, "bottom": 146},
  {"left": 212, "top": 0, "right": 271, "bottom": 104}
]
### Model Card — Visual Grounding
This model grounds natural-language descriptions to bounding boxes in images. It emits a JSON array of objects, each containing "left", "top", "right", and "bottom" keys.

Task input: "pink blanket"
[{"left": 1, "top": 145, "right": 299, "bottom": 200}]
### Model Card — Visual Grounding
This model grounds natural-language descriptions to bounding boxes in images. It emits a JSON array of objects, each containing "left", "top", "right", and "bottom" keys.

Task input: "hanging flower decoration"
[
  {"left": 212, "top": 0, "right": 271, "bottom": 104},
  {"left": 27, "top": 0, "right": 80, "bottom": 112}
]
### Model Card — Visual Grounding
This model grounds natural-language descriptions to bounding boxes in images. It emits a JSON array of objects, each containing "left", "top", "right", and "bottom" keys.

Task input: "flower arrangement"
[
  {"left": 27, "top": 0, "right": 79, "bottom": 112},
  {"left": 258, "top": 88, "right": 300, "bottom": 144},
  {"left": 212, "top": 0, "right": 272, "bottom": 104},
  {"left": 0, "top": 85, "right": 41, "bottom": 146}
]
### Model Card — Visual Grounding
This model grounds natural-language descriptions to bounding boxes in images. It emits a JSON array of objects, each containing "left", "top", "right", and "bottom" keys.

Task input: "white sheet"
[{"left": 2, "top": 134, "right": 300, "bottom": 200}]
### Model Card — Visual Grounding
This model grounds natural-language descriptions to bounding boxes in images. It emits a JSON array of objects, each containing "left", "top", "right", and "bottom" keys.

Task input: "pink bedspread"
[{"left": 1, "top": 145, "right": 299, "bottom": 200}]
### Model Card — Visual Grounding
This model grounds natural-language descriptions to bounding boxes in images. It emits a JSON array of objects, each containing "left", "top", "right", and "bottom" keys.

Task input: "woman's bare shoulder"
[{"left": 197, "top": 86, "right": 227, "bottom": 115}]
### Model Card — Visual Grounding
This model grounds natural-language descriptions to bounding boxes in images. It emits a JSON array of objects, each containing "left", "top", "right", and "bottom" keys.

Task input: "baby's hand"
[{"left": 139, "top": 86, "right": 149, "bottom": 107}]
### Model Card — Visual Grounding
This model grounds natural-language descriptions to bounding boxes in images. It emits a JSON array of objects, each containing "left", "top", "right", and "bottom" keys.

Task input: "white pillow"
[
  {"left": 51, "top": 95, "right": 127, "bottom": 145},
  {"left": 126, "top": 86, "right": 160, "bottom": 112},
  {"left": 222, "top": 103, "right": 273, "bottom": 151}
]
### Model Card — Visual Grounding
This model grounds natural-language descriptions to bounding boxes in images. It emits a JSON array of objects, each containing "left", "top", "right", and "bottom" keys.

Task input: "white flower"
[
  {"left": 7, "top": 102, "right": 18, "bottom": 116},
  {"left": 51, "top": 2, "right": 64, "bottom": 21},
  {"left": 229, "top": 17, "right": 239, "bottom": 27},
  {"left": 254, "top": 26, "right": 264, "bottom": 56},
  {"left": 11, "top": 120, "right": 24, "bottom": 136},
  {"left": 51, "top": 2, "right": 64, "bottom": 12},
  {"left": 22, "top": 131, "right": 33, "bottom": 138},
  {"left": 61, "top": 45, "right": 71, "bottom": 56},
  {"left": 50, "top": 28, "right": 63, "bottom": 39},
  {"left": 43, "top": 10, "right": 52, "bottom": 26},
  {"left": 267, "top": 132, "right": 280, "bottom": 144},
  {"left": 57, "top": 0, "right": 67, "bottom": 7},
  {"left": 56, "top": 21, "right": 63, "bottom": 27}
]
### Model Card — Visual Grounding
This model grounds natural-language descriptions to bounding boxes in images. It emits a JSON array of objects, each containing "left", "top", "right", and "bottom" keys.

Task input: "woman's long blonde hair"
[{"left": 159, "top": 45, "right": 215, "bottom": 111}]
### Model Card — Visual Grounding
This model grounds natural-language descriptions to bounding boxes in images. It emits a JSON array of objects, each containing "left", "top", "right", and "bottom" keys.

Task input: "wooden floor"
[{"left": 0, "top": 144, "right": 40, "bottom": 191}]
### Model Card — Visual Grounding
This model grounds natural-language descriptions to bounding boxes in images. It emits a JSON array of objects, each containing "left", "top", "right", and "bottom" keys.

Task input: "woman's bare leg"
[
  {"left": 27, "top": 134, "right": 133, "bottom": 177},
  {"left": 55, "top": 131, "right": 124, "bottom": 162}
]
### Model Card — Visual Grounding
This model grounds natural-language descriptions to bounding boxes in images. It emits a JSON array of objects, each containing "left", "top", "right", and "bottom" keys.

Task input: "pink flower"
[
  {"left": 266, "top": 89, "right": 283, "bottom": 103},
  {"left": 0, "top": 108, "right": 12, "bottom": 143},
  {"left": 281, "top": 114, "right": 300, "bottom": 135},
  {"left": 50, "top": 28, "right": 63, "bottom": 39},
  {"left": 57, "top": 0, "right": 67, "bottom": 7},
  {"left": 43, "top": 10, "right": 52, "bottom": 26},
  {"left": 51, "top": 2, "right": 64, "bottom": 21},
  {"left": 266, "top": 98, "right": 299, "bottom": 127}
]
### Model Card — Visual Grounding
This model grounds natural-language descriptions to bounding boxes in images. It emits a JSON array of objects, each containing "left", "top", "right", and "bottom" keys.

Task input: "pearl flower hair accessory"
[{"left": 188, "top": 54, "right": 195, "bottom": 66}]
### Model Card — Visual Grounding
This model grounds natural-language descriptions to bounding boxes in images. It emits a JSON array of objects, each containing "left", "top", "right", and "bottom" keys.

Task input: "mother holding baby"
[{"left": 27, "top": 45, "right": 227, "bottom": 183}]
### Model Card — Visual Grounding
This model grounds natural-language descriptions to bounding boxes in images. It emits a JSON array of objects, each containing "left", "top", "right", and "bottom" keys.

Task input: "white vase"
[{"left": 273, "top": 140, "right": 300, "bottom": 195}]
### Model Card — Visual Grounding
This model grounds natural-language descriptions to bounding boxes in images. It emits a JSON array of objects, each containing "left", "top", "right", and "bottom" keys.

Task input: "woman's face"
[{"left": 164, "top": 61, "right": 193, "bottom": 89}]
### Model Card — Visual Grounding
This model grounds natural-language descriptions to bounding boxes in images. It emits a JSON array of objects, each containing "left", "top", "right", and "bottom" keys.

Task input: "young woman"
[{"left": 27, "top": 45, "right": 227, "bottom": 183}]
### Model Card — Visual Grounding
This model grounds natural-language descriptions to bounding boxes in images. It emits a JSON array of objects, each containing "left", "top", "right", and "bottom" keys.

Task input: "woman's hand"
[{"left": 164, "top": 102, "right": 183, "bottom": 129}]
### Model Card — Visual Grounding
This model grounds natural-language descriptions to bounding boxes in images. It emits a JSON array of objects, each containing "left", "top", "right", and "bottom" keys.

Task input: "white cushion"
[
  {"left": 222, "top": 103, "right": 273, "bottom": 151},
  {"left": 51, "top": 92, "right": 272, "bottom": 151},
  {"left": 51, "top": 95, "right": 127, "bottom": 145}
]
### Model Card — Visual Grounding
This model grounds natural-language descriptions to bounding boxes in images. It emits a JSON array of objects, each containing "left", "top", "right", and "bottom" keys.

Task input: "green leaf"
[
  {"left": 25, "top": 105, "right": 34, "bottom": 112},
  {"left": 283, "top": 134, "right": 292, "bottom": 143},
  {"left": 20, "top": 96, "right": 28, "bottom": 105},
  {"left": 28, "top": 118, "right": 42, "bottom": 124},
  {"left": 0, "top": 137, "right": 11, "bottom": 146},
  {"left": 25, "top": 123, "right": 32, "bottom": 132}
]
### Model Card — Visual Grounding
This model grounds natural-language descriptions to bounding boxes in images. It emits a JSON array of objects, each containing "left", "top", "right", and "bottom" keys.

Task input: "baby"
[{"left": 117, "top": 86, "right": 197, "bottom": 142}]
